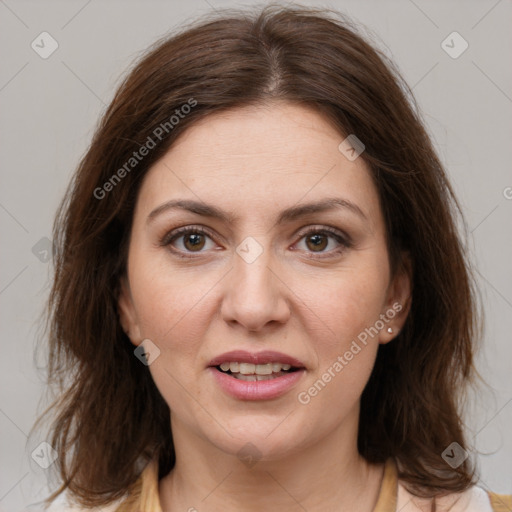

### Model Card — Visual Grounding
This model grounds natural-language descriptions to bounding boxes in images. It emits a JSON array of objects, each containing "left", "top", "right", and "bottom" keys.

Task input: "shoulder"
[
  {"left": 44, "top": 460, "right": 153, "bottom": 512},
  {"left": 44, "top": 493, "right": 124, "bottom": 512},
  {"left": 46, "top": 503, "right": 122, "bottom": 512},
  {"left": 397, "top": 481, "right": 512, "bottom": 512}
]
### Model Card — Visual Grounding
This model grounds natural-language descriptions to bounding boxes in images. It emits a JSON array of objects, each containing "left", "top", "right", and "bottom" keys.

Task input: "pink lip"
[
  {"left": 207, "top": 350, "right": 305, "bottom": 368},
  {"left": 208, "top": 366, "right": 306, "bottom": 401}
]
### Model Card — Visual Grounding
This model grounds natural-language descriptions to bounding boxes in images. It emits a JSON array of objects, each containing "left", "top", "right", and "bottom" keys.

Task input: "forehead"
[{"left": 135, "top": 102, "right": 381, "bottom": 228}]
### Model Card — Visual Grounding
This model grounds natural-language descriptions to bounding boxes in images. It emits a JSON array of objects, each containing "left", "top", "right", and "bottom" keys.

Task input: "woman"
[{"left": 35, "top": 4, "right": 511, "bottom": 511}]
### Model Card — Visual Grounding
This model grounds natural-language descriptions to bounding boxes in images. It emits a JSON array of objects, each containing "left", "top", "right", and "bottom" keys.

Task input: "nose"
[{"left": 220, "top": 245, "right": 291, "bottom": 332}]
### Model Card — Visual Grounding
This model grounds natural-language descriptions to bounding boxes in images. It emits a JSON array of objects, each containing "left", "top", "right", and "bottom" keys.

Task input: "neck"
[{"left": 159, "top": 411, "right": 385, "bottom": 512}]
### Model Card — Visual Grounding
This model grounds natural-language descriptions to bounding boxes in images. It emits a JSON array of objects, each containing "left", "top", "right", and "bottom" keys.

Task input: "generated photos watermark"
[
  {"left": 94, "top": 98, "right": 197, "bottom": 200},
  {"left": 297, "top": 301, "right": 402, "bottom": 405}
]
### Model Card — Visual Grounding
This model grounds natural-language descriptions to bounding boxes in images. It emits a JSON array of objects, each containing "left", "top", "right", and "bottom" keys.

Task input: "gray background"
[{"left": 1, "top": 0, "right": 511, "bottom": 510}]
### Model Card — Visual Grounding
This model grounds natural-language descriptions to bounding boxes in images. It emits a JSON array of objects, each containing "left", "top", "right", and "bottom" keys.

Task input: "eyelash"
[{"left": 160, "top": 225, "right": 352, "bottom": 260}]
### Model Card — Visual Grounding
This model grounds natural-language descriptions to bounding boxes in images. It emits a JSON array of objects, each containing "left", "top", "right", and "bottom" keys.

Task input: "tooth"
[
  {"left": 220, "top": 361, "right": 295, "bottom": 375},
  {"left": 256, "top": 374, "right": 274, "bottom": 381},
  {"left": 239, "top": 363, "right": 256, "bottom": 375},
  {"left": 255, "top": 363, "right": 273, "bottom": 375},
  {"left": 232, "top": 372, "right": 287, "bottom": 381},
  {"left": 235, "top": 373, "right": 257, "bottom": 381}
]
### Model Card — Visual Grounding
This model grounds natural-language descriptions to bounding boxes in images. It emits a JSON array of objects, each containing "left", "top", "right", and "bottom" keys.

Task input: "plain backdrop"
[{"left": 1, "top": 0, "right": 511, "bottom": 510}]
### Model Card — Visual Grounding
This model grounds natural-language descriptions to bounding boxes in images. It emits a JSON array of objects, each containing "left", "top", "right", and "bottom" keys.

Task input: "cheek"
[
  {"left": 296, "top": 271, "right": 387, "bottom": 418},
  {"left": 127, "top": 255, "right": 217, "bottom": 417},
  {"left": 126, "top": 250, "right": 220, "bottom": 411},
  {"left": 308, "top": 261, "right": 390, "bottom": 353},
  {"left": 128, "top": 245, "right": 217, "bottom": 342}
]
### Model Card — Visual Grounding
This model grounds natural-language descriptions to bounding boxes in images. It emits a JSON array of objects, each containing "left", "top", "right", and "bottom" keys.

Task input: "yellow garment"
[
  {"left": 489, "top": 492, "right": 512, "bottom": 512},
  {"left": 112, "top": 457, "right": 511, "bottom": 512}
]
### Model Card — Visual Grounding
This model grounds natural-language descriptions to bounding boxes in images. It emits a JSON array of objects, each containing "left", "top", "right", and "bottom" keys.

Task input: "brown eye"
[
  {"left": 183, "top": 232, "right": 206, "bottom": 251},
  {"left": 294, "top": 227, "right": 352, "bottom": 258},
  {"left": 305, "top": 233, "right": 329, "bottom": 252},
  {"left": 161, "top": 226, "right": 217, "bottom": 258}
]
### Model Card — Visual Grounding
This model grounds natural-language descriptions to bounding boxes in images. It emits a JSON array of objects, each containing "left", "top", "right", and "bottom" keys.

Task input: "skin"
[{"left": 118, "top": 101, "right": 411, "bottom": 512}]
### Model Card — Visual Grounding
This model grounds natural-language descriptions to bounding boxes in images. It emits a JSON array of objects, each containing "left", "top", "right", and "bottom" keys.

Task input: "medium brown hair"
[{"left": 34, "top": 4, "right": 482, "bottom": 508}]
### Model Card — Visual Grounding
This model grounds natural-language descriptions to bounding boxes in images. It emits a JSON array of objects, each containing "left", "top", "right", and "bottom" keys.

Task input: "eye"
[
  {"left": 160, "top": 226, "right": 217, "bottom": 258},
  {"left": 294, "top": 226, "right": 352, "bottom": 258}
]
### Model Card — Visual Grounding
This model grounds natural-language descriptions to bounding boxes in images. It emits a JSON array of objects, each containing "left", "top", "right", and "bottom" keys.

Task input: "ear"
[
  {"left": 379, "top": 251, "right": 412, "bottom": 345},
  {"left": 117, "top": 274, "right": 143, "bottom": 346}
]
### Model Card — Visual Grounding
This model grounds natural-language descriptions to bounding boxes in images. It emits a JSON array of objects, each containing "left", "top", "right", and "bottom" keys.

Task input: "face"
[{"left": 118, "top": 102, "right": 410, "bottom": 461}]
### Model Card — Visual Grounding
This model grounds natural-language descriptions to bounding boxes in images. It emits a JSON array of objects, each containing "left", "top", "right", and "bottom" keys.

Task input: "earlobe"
[
  {"left": 380, "top": 252, "right": 412, "bottom": 343},
  {"left": 117, "top": 275, "right": 142, "bottom": 345}
]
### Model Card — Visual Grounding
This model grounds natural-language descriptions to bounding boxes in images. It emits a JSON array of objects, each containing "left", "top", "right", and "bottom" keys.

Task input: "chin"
[{"left": 204, "top": 421, "right": 308, "bottom": 462}]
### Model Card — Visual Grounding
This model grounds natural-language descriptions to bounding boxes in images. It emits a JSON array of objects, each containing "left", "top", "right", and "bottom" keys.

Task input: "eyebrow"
[{"left": 147, "top": 197, "right": 368, "bottom": 225}]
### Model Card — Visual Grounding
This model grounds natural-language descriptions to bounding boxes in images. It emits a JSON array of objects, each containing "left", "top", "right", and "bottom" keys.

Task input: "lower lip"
[{"left": 208, "top": 367, "right": 306, "bottom": 401}]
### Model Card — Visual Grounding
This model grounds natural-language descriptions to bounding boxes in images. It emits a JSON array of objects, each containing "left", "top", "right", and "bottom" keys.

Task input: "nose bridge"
[
  {"left": 235, "top": 241, "right": 274, "bottom": 296},
  {"left": 221, "top": 236, "right": 289, "bottom": 330}
]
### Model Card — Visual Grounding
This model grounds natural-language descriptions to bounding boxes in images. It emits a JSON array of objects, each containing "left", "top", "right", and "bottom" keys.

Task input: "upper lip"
[{"left": 208, "top": 350, "right": 305, "bottom": 368}]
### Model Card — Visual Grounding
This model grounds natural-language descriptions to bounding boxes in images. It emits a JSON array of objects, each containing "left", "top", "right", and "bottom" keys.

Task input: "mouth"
[
  {"left": 207, "top": 350, "right": 306, "bottom": 399},
  {"left": 214, "top": 361, "right": 302, "bottom": 381}
]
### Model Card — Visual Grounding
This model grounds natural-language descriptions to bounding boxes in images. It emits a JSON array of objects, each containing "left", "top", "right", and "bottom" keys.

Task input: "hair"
[{"left": 33, "top": 3, "right": 482, "bottom": 509}]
